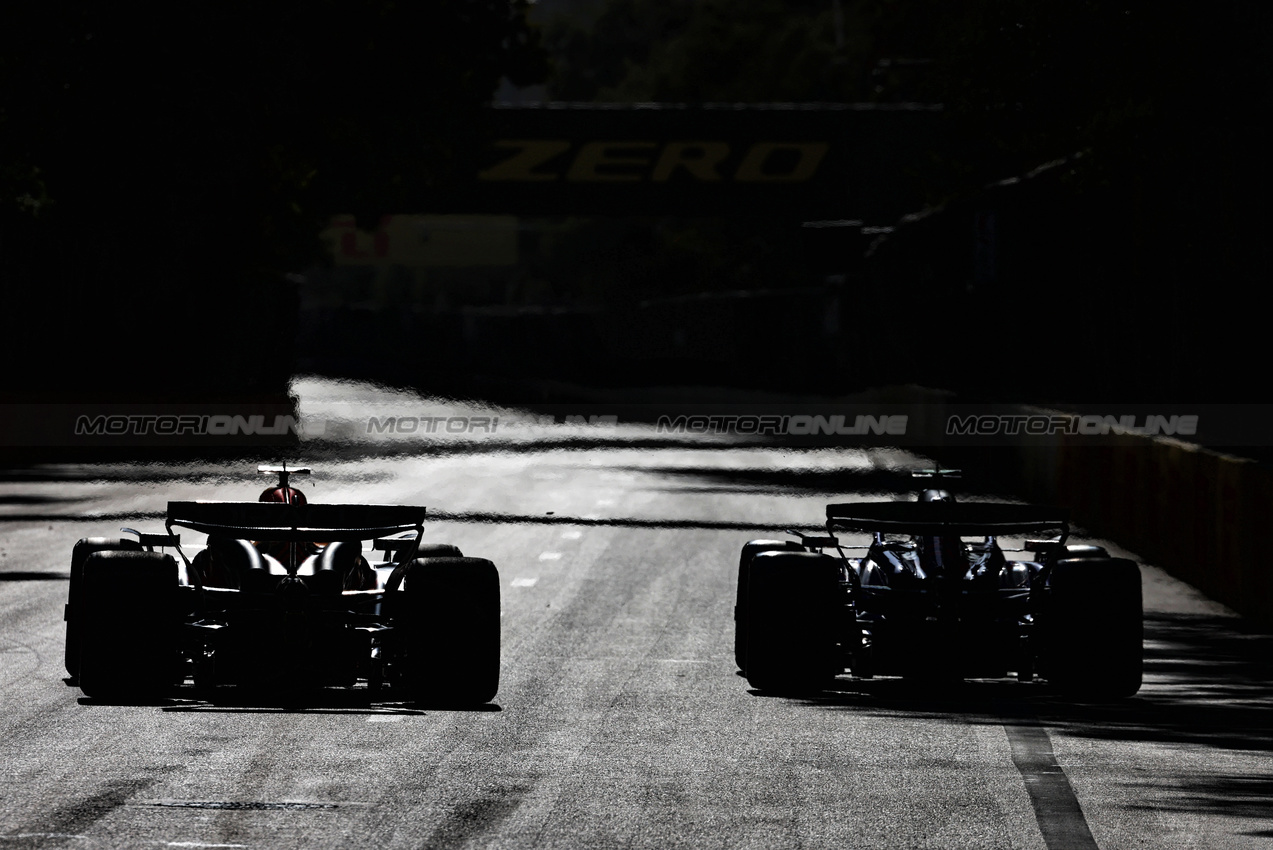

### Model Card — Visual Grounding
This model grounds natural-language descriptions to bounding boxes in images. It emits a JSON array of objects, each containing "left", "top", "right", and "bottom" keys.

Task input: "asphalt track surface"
[{"left": 1, "top": 378, "right": 1271, "bottom": 849}]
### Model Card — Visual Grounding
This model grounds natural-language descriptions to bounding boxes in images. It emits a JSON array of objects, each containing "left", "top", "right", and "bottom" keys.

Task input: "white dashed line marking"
[
  {"left": 0, "top": 836, "right": 91, "bottom": 843},
  {"left": 511, "top": 577, "right": 539, "bottom": 587},
  {"left": 560, "top": 530, "right": 583, "bottom": 540},
  {"left": 538, "top": 552, "right": 562, "bottom": 561}
]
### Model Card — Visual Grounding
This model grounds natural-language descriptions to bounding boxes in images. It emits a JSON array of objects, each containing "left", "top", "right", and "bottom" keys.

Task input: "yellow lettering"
[
  {"left": 651, "top": 142, "right": 731, "bottom": 181},
  {"left": 734, "top": 143, "right": 829, "bottom": 182},
  {"left": 478, "top": 140, "right": 571, "bottom": 182},
  {"left": 566, "top": 141, "right": 657, "bottom": 182}
]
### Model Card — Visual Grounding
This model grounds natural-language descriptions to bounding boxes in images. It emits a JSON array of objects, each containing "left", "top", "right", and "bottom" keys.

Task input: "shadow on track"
[
  {"left": 74, "top": 686, "right": 502, "bottom": 715},
  {"left": 0, "top": 571, "right": 68, "bottom": 581},
  {"left": 69, "top": 677, "right": 499, "bottom": 715},
  {"left": 758, "top": 612, "right": 1273, "bottom": 753},
  {"left": 619, "top": 464, "right": 1009, "bottom": 498},
  {"left": 747, "top": 610, "right": 1273, "bottom": 829}
]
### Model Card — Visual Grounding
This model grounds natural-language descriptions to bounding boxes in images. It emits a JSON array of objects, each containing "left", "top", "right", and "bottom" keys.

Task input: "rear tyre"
[
  {"left": 416, "top": 543, "right": 463, "bottom": 558},
  {"left": 734, "top": 539, "right": 804, "bottom": 671},
  {"left": 1038, "top": 557, "right": 1143, "bottom": 698},
  {"left": 66, "top": 538, "right": 143, "bottom": 675},
  {"left": 1062, "top": 544, "right": 1110, "bottom": 560},
  {"left": 744, "top": 551, "right": 841, "bottom": 694},
  {"left": 390, "top": 556, "right": 500, "bottom": 705},
  {"left": 382, "top": 544, "right": 464, "bottom": 594},
  {"left": 77, "top": 550, "right": 181, "bottom": 700}
]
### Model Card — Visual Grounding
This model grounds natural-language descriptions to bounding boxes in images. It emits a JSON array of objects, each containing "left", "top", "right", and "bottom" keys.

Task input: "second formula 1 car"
[
  {"left": 64, "top": 464, "right": 500, "bottom": 704},
  {"left": 734, "top": 473, "right": 1142, "bottom": 698}
]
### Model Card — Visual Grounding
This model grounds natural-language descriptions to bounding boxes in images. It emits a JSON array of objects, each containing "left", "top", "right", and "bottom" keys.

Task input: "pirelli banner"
[{"left": 438, "top": 103, "right": 945, "bottom": 221}]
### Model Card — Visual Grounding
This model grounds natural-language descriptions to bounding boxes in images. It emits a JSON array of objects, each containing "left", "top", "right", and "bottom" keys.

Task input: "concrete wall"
[
  {"left": 1024, "top": 436, "right": 1271, "bottom": 627},
  {"left": 912, "top": 400, "right": 1273, "bottom": 629}
]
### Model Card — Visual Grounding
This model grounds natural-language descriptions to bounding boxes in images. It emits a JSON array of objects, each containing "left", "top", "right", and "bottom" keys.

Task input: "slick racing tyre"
[
  {"left": 416, "top": 543, "right": 463, "bottom": 558},
  {"left": 390, "top": 556, "right": 499, "bottom": 705},
  {"left": 76, "top": 550, "right": 181, "bottom": 700},
  {"left": 1038, "top": 557, "right": 1143, "bottom": 698},
  {"left": 65, "top": 537, "right": 143, "bottom": 676},
  {"left": 744, "top": 550, "right": 841, "bottom": 694},
  {"left": 382, "top": 543, "right": 465, "bottom": 594},
  {"left": 734, "top": 539, "right": 804, "bottom": 671},
  {"left": 1061, "top": 544, "right": 1110, "bottom": 560}
]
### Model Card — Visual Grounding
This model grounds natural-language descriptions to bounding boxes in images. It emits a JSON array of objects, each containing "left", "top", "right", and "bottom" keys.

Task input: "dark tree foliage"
[
  {"left": 0, "top": 1, "right": 547, "bottom": 400},
  {"left": 870, "top": 1, "right": 1272, "bottom": 200},
  {"left": 542, "top": 0, "right": 871, "bottom": 102},
  {"left": 529, "top": 1, "right": 876, "bottom": 317},
  {"left": 546, "top": 0, "right": 1270, "bottom": 208},
  {"left": 864, "top": 0, "right": 1273, "bottom": 400},
  {"left": 540, "top": 0, "right": 1270, "bottom": 399}
]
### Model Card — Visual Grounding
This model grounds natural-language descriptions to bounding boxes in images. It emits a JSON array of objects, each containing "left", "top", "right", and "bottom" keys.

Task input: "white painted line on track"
[
  {"left": 511, "top": 577, "right": 539, "bottom": 587},
  {"left": 0, "top": 836, "right": 90, "bottom": 842},
  {"left": 538, "top": 552, "right": 562, "bottom": 561},
  {"left": 0, "top": 841, "right": 244, "bottom": 849},
  {"left": 560, "top": 530, "right": 583, "bottom": 540}
]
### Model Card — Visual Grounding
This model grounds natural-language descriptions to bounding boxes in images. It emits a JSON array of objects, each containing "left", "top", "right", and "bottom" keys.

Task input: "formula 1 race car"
[
  {"left": 64, "top": 464, "right": 499, "bottom": 704},
  {"left": 734, "top": 472, "right": 1143, "bottom": 698}
]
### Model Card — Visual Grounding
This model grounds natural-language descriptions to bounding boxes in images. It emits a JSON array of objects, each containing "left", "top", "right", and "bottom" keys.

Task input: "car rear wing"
[
  {"left": 826, "top": 501, "right": 1068, "bottom": 537},
  {"left": 166, "top": 501, "right": 426, "bottom": 542}
]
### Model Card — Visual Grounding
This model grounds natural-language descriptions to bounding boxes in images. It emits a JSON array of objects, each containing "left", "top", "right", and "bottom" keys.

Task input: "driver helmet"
[{"left": 259, "top": 486, "right": 307, "bottom": 505}]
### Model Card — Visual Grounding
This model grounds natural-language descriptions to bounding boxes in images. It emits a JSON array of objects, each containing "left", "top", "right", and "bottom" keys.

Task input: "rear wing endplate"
[
  {"left": 826, "top": 501, "right": 1068, "bottom": 537},
  {"left": 166, "top": 501, "right": 426, "bottom": 542}
]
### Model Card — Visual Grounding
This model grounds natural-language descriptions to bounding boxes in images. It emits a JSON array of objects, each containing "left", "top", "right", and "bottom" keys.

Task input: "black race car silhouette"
[
  {"left": 64, "top": 464, "right": 499, "bottom": 704},
  {"left": 734, "top": 471, "right": 1142, "bottom": 697}
]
